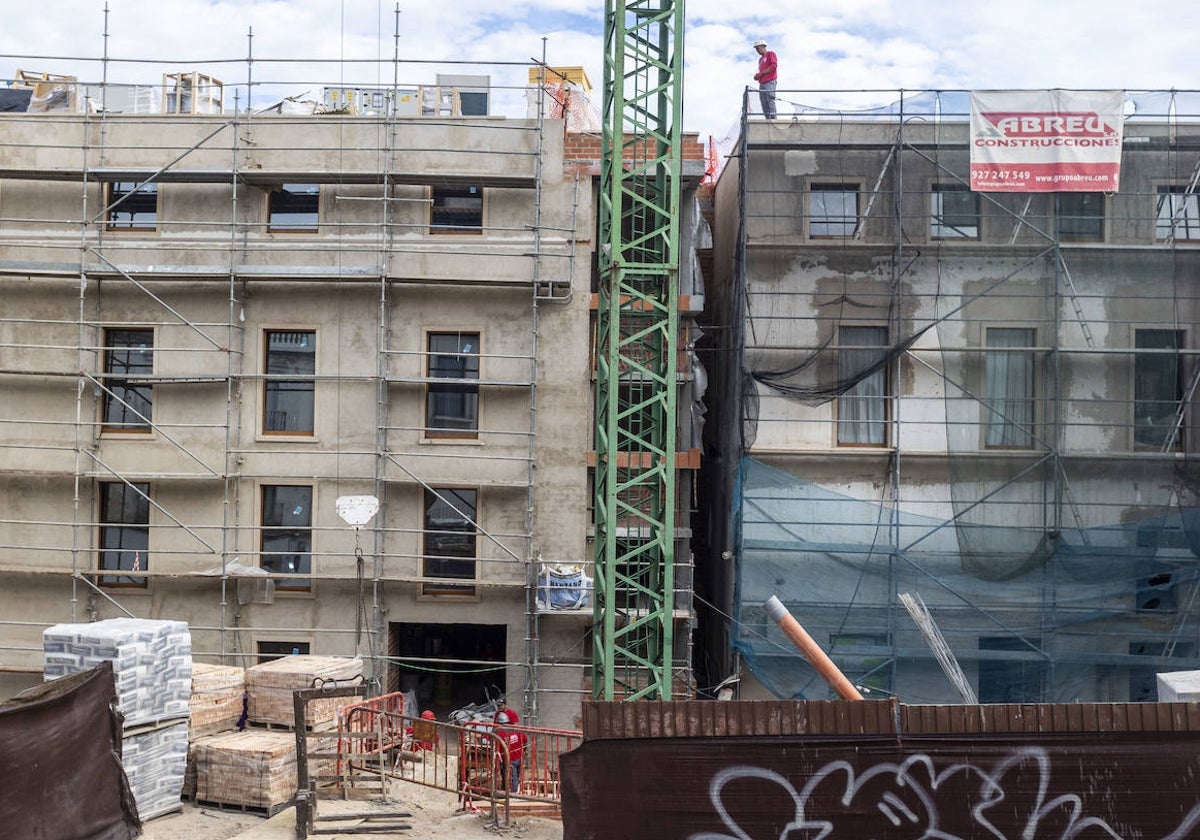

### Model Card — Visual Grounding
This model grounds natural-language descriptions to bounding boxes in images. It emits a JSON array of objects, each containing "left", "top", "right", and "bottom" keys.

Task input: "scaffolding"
[
  {"left": 708, "top": 88, "right": 1200, "bottom": 704},
  {"left": 0, "top": 17, "right": 619, "bottom": 727}
]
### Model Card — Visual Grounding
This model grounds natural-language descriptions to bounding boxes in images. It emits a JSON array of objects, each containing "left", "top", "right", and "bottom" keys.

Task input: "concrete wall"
[{"left": 0, "top": 111, "right": 595, "bottom": 727}]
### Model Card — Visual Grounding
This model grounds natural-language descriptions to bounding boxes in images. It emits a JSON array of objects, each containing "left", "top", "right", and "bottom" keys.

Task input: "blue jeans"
[
  {"left": 758, "top": 81, "right": 777, "bottom": 119},
  {"left": 509, "top": 759, "right": 521, "bottom": 793}
]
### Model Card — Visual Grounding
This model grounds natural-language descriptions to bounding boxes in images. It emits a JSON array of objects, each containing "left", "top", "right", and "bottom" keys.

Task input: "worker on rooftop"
[{"left": 753, "top": 38, "right": 778, "bottom": 120}]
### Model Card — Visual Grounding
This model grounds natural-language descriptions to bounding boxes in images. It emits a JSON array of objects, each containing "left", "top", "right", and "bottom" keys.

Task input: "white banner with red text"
[{"left": 970, "top": 90, "right": 1125, "bottom": 192}]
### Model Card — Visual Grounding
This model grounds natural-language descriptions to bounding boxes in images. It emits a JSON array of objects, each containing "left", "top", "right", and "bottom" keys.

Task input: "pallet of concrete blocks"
[
  {"left": 42, "top": 618, "right": 192, "bottom": 728},
  {"left": 192, "top": 729, "right": 335, "bottom": 813},
  {"left": 123, "top": 719, "right": 190, "bottom": 820},
  {"left": 245, "top": 654, "right": 363, "bottom": 729},
  {"left": 189, "top": 662, "right": 245, "bottom": 739}
]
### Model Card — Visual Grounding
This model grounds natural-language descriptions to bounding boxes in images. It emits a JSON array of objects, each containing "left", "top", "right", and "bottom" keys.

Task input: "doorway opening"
[{"left": 389, "top": 622, "right": 506, "bottom": 719}]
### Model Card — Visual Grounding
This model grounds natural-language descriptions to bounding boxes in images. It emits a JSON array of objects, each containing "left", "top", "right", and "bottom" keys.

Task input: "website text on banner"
[{"left": 970, "top": 90, "right": 1125, "bottom": 192}]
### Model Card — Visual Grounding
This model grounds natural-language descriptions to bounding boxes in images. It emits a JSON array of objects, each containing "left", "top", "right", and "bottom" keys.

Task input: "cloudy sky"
[{"left": 3, "top": 0, "right": 1200, "bottom": 140}]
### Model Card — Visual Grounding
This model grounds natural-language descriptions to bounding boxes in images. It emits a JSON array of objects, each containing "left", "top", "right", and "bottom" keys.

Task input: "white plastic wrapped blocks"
[
  {"left": 123, "top": 720, "right": 190, "bottom": 820},
  {"left": 43, "top": 618, "right": 193, "bottom": 728}
]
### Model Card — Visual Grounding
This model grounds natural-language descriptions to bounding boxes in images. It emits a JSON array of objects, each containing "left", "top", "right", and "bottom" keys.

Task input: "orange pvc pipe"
[{"left": 765, "top": 595, "right": 865, "bottom": 701}]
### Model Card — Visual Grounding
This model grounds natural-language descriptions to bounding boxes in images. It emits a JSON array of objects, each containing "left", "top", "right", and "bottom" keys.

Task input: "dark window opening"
[
  {"left": 431, "top": 185, "right": 482, "bottom": 233},
  {"left": 99, "top": 481, "right": 149, "bottom": 587},
  {"left": 102, "top": 328, "right": 153, "bottom": 432},
  {"left": 106, "top": 181, "right": 158, "bottom": 230},
  {"left": 422, "top": 488, "right": 477, "bottom": 596},
  {"left": 261, "top": 484, "right": 312, "bottom": 590},
  {"left": 1134, "top": 329, "right": 1184, "bottom": 451},
  {"left": 268, "top": 183, "right": 320, "bottom": 231},
  {"left": 257, "top": 640, "right": 311, "bottom": 664},
  {"left": 425, "top": 332, "right": 479, "bottom": 436},
  {"left": 1056, "top": 192, "right": 1105, "bottom": 241},
  {"left": 263, "top": 330, "right": 315, "bottom": 434},
  {"left": 388, "top": 622, "right": 506, "bottom": 715}
]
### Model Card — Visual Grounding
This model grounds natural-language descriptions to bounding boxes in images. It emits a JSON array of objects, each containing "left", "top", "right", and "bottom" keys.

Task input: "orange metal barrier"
[{"left": 334, "top": 696, "right": 582, "bottom": 824}]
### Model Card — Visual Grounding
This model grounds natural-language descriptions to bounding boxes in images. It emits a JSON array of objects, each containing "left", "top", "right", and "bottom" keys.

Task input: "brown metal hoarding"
[{"left": 561, "top": 700, "right": 1200, "bottom": 840}]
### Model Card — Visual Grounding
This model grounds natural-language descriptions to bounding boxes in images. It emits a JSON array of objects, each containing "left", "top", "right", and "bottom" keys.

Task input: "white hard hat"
[{"left": 753, "top": 39, "right": 767, "bottom": 48}]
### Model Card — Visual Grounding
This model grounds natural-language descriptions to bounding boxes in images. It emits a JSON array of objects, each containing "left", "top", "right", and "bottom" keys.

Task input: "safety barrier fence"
[{"left": 336, "top": 694, "right": 582, "bottom": 824}]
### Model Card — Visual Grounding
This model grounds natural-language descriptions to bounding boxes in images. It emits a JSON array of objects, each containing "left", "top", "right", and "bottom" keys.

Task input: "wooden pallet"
[{"left": 196, "top": 798, "right": 290, "bottom": 818}]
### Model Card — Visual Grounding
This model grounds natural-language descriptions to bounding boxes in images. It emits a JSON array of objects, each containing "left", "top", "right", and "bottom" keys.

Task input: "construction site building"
[
  {"left": 0, "top": 58, "right": 707, "bottom": 728},
  {"left": 700, "top": 90, "right": 1200, "bottom": 705}
]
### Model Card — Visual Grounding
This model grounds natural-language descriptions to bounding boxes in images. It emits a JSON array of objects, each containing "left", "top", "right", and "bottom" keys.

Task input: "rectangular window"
[
  {"left": 809, "top": 183, "right": 859, "bottom": 238},
  {"left": 1055, "top": 192, "right": 1105, "bottom": 241},
  {"left": 263, "top": 330, "right": 315, "bottom": 435},
  {"left": 268, "top": 183, "right": 320, "bottom": 231},
  {"left": 430, "top": 185, "right": 482, "bottom": 233},
  {"left": 1156, "top": 185, "right": 1200, "bottom": 241},
  {"left": 256, "top": 640, "right": 311, "bottom": 664},
  {"left": 99, "top": 481, "right": 149, "bottom": 587},
  {"left": 984, "top": 328, "right": 1036, "bottom": 448},
  {"left": 426, "top": 332, "right": 479, "bottom": 437},
  {"left": 102, "top": 328, "right": 153, "bottom": 432},
  {"left": 260, "top": 485, "right": 312, "bottom": 590},
  {"left": 1134, "top": 329, "right": 1184, "bottom": 450},
  {"left": 105, "top": 181, "right": 158, "bottom": 231},
  {"left": 837, "top": 325, "right": 888, "bottom": 446},
  {"left": 422, "top": 488, "right": 477, "bottom": 596},
  {"left": 979, "top": 636, "right": 1045, "bottom": 703},
  {"left": 931, "top": 183, "right": 980, "bottom": 239}
]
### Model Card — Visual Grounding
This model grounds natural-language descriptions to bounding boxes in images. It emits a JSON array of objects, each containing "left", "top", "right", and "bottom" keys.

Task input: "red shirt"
[{"left": 756, "top": 50, "right": 778, "bottom": 84}]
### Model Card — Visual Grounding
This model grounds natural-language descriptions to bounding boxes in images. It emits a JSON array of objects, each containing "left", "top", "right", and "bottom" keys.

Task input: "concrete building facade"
[
  {"left": 702, "top": 91, "right": 1200, "bottom": 705},
  {"left": 0, "top": 75, "right": 589, "bottom": 729}
]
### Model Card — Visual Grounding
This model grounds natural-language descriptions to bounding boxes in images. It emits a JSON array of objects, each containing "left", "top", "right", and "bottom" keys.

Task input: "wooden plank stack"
[
  {"left": 189, "top": 663, "right": 245, "bottom": 739},
  {"left": 192, "top": 729, "right": 334, "bottom": 812},
  {"left": 245, "top": 655, "right": 363, "bottom": 728}
]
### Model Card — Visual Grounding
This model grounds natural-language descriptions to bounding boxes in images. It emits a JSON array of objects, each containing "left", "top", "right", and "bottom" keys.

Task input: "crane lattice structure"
[{"left": 592, "top": 0, "right": 685, "bottom": 700}]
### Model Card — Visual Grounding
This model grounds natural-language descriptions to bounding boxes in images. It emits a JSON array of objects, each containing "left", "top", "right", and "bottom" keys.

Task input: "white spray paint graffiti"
[{"left": 688, "top": 747, "right": 1200, "bottom": 840}]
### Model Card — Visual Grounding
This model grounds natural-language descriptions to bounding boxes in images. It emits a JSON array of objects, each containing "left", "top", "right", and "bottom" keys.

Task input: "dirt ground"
[{"left": 140, "top": 782, "right": 565, "bottom": 840}]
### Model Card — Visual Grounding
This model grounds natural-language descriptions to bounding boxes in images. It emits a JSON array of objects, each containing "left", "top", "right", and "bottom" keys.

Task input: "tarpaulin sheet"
[
  {"left": 0, "top": 662, "right": 141, "bottom": 840},
  {"left": 562, "top": 730, "right": 1200, "bottom": 840}
]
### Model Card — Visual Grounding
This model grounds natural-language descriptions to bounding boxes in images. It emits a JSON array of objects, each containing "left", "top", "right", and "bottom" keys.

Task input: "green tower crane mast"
[{"left": 592, "top": 0, "right": 685, "bottom": 701}]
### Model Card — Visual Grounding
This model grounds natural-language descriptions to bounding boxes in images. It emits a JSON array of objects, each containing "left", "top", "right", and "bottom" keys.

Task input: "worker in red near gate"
[
  {"left": 494, "top": 710, "right": 527, "bottom": 793},
  {"left": 405, "top": 709, "right": 439, "bottom": 751}
]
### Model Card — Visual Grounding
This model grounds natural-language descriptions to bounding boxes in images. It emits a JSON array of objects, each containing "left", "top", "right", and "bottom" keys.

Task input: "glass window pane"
[
  {"left": 931, "top": 184, "right": 979, "bottom": 238},
  {"left": 261, "top": 485, "right": 312, "bottom": 589},
  {"left": 269, "top": 183, "right": 320, "bottom": 231},
  {"left": 99, "top": 481, "right": 150, "bottom": 586},
  {"left": 426, "top": 332, "right": 479, "bottom": 436},
  {"left": 809, "top": 184, "right": 858, "bottom": 237},
  {"left": 1135, "top": 329, "right": 1183, "bottom": 450},
  {"left": 264, "top": 330, "right": 315, "bottom": 434},
  {"left": 838, "top": 326, "right": 887, "bottom": 445},
  {"left": 984, "top": 328, "right": 1035, "bottom": 448},
  {"left": 106, "top": 182, "right": 158, "bottom": 230},
  {"left": 103, "top": 328, "right": 153, "bottom": 430},
  {"left": 1156, "top": 186, "right": 1200, "bottom": 241},
  {"left": 423, "top": 488, "right": 477, "bottom": 593},
  {"left": 1056, "top": 192, "right": 1104, "bottom": 241},
  {"left": 431, "top": 185, "right": 482, "bottom": 232}
]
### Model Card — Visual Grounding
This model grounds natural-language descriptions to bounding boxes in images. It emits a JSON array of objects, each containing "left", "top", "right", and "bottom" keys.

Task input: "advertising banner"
[{"left": 970, "top": 90, "right": 1125, "bottom": 192}]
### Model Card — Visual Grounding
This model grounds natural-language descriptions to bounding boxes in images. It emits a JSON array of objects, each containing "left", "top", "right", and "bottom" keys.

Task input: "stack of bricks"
[
  {"left": 191, "top": 729, "right": 334, "bottom": 813},
  {"left": 43, "top": 618, "right": 193, "bottom": 821},
  {"left": 189, "top": 663, "right": 245, "bottom": 739},
  {"left": 245, "top": 655, "right": 363, "bottom": 728}
]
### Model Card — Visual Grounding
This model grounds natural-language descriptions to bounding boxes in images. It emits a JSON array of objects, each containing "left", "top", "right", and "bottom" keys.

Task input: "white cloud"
[{"left": 1, "top": 0, "right": 1198, "bottom": 140}]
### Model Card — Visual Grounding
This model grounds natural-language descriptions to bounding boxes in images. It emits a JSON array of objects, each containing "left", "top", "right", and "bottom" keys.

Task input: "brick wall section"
[{"left": 563, "top": 131, "right": 705, "bottom": 177}]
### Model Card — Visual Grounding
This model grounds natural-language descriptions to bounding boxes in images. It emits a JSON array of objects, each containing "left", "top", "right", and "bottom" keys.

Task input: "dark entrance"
[{"left": 389, "top": 622, "right": 506, "bottom": 718}]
